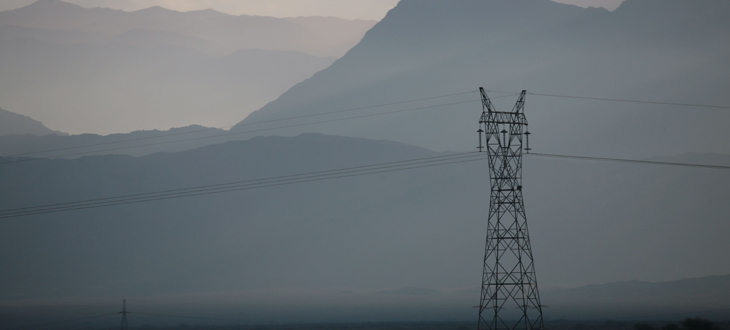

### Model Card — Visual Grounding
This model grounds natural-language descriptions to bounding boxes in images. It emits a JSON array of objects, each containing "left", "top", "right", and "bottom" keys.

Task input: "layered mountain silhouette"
[
  {"left": 541, "top": 274, "right": 730, "bottom": 319},
  {"left": 0, "top": 107, "right": 65, "bottom": 136},
  {"left": 1, "top": 134, "right": 728, "bottom": 311},
  {"left": 0, "top": 0, "right": 376, "bottom": 134},
  {"left": 235, "top": 0, "right": 730, "bottom": 159},
  {"left": 0, "top": 124, "right": 231, "bottom": 158},
  {"left": 2, "top": 0, "right": 730, "bottom": 324},
  {"left": 0, "top": 0, "right": 375, "bottom": 57}
]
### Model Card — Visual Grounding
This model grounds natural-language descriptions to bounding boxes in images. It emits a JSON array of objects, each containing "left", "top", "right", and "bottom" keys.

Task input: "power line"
[
  {"left": 527, "top": 153, "right": 730, "bottom": 170},
  {"left": 0, "top": 155, "right": 484, "bottom": 218},
  {"left": 529, "top": 92, "right": 730, "bottom": 110},
  {"left": 483, "top": 90, "right": 730, "bottom": 110},
  {"left": 0, "top": 152, "right": 489, "bottom": 219},
  {"left": 1, "top": 91, "right": 478, "bottom": 160},
  {"left": 1, "top": 313, "right": 118, "bottom": 330},
  {"left": 0, "top": 98, "right": 482, "bottom": 165},
  {"left": 4, "top": 150, "right": 729, "bottom": 219},
  {"left": 4, "top": 89, "right": 726, "bottom": 164},
  {"left": 0, "top": 152, "right": 480, "bottom": 215}
]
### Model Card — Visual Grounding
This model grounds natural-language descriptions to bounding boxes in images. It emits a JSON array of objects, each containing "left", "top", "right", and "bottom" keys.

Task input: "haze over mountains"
[
  {"left": 0, "top": 107, "right": 64, "bottom": 136},
  {"left": 1, "top": 0, "right": 730, "bottom": 325},
  {"left": 0, "top": 0, "right": 375, "bottom": 134},
  {"left": 0, "top": 0, "right": 375, "bottom": 57},
  {"left": 237, "top": 0, "right": 730, "bottom": 159},
  {"left": 1, "top": 134, "right": 729, "bottom": 322},
  {"left": 0, "top": 124, "right": 230, "bottom": 158}
]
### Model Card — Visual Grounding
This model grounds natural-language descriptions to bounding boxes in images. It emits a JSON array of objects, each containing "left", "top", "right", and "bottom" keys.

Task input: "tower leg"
[
  {"left": 477, "top": 88, "right": 544, "bottom": 330},
  {"left": 120, "top": 299, "right": 129, "bottom": 330}
]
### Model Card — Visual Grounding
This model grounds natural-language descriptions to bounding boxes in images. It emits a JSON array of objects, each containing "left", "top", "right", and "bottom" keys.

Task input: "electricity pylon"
[
  {"left": 119, "top": 299, "right": 129, "bottom": 330},
  {"left": 476, "top": 88, "right": 544, "bottom": 330}
]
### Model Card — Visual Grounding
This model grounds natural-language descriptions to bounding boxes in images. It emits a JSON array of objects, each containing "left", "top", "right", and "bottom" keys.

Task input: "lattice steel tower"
[
  {"left": 476, "top": 88, "right": 544, "bottom": 330},
  {"left": 119, "top": 299, "right": 129, "bottom": 330}
]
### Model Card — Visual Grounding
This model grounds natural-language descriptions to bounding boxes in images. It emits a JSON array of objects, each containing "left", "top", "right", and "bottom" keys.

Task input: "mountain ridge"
[
  {"left": 0, "top": 27, "right": 337, "bottom": 134},
  {"left": 0, "top": 0, "right": 376, "bottom": 57},
  {"left": 235, "top": 0, "right": 730, "bottom": 159},
  {"left": 0, "top": 0, "right": 377, "bottom": 135},
  {"left": 540, "top": 273, "right": 730, "bottom": 318},
  {"left": 548, "top": 274, "right": 730, "bottom": 298},
  {"left": 0, "top": 124, "right": 233, "bottom": 158},
  {"left": 0, "top": 107, "right": 65, "bottom": 136}
]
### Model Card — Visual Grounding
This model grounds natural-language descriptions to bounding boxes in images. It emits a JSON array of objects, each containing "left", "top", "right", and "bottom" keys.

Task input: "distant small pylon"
[{"left": 120, "top": 299, "right": 129, "bottom": 330}]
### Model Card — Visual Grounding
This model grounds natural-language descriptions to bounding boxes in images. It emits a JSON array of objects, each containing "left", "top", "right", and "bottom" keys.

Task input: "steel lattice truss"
[
  {"left": 476, "top": 88, "right": 544, "bottom": 330},
  {"left": 120, "top": 299, "right": 129, "bottom": 330}
]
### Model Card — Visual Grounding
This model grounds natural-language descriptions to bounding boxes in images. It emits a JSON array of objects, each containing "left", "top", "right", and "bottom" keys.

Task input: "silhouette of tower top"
[{"left": 476, "top": 88, "right": 544, "bottom": 330}]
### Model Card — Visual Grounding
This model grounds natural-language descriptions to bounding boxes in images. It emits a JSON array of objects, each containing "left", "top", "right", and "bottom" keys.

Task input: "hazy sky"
[
  {"left": 0, "top": 0, "right": 625, "bottom": 20},
  {"left": 0, "top": 0, "right": 400, "bottom": 20}
]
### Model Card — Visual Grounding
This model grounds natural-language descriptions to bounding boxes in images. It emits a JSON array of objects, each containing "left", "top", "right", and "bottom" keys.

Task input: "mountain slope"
[
  {"left": 0, "top": 0, "right": 376, "bottom": 135},
  {"left": 0, "top": 107, "right": 64, "bottom": 136},
  {"left": 235, "top": 0, "right": 730, "bottom": 159},
  {"left": 0, "top": 36, "right": 335, "bottom": 134}
]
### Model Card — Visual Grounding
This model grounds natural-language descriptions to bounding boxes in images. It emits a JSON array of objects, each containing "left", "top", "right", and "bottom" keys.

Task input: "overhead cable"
[
  {"left": 4, "top": 90, "right": 727, "bottom": 164},
  {"left": 482, "top": 90, "right": 730, "bottom": 110},
  {"left": 4, "top": 151, "right": 730, "bottom": 219},
  {"left": 0, "top": 152, "right": 489, "bottom": 219},
  {"left": 2, "top": 90, "right": 478, "bottom": 160},
  {"left": 527, "top": 152, "right": 730, "bottom": 170},
  {"left": 0, "top": 98, "right": 481, "bottom": 165}
]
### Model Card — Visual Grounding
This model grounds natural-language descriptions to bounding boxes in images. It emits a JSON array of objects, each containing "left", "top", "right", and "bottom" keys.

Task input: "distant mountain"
[
  {"left": 448, "top": 274, "right": 730, "bottom": 320},
  {"left": 542, "top": 274, "right": 730, "bottom": 319},
  {"left": 235, "top": 0, "right": 730, "bottom": 159},
  {"left": 1, "top": 134, "right": 728, "bottom": 307},
  {"left": 0, "top": 125, "right": 235, "bottom": 158},
  {"left": 0, "top": 0, "right": 377, "bottom": 57},
  {"left": 0, "top": 107, "right": 65, "bottom": 136},
  {"left": 0, "top": 33, "right": 335, "bottom": 135},
  {"left": 548, "top": 274, "right": 730, "bottom": 302},
  {"left": 0, "top": 0, "right": 376, "bottom": 135}
]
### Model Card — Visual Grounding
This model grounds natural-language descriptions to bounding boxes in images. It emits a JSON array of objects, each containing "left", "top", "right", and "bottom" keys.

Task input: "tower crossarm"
[{"left": 476, "top": 88, "right": 544, "bottom": 330}]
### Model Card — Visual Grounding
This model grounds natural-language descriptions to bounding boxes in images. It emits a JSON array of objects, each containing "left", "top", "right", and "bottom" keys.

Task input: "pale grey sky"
[
  {"left": 0, "top": 0, "right": 400, "bottom": 20},
  {"left": 0, "top": 0, "right": 625, "bottom": 20}
]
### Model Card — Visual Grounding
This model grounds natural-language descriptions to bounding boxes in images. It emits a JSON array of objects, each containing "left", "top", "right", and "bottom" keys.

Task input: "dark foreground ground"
[{"left": 78, "top": 320, "right": 729, "bottom": 330}]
